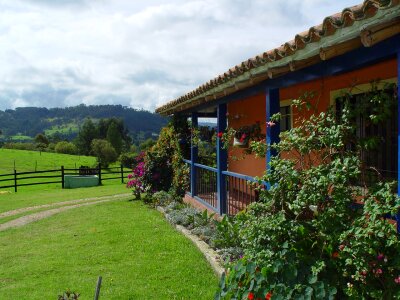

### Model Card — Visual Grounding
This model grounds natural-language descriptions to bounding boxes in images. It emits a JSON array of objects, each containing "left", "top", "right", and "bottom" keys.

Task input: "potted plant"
[
  {"left": 233, "top": 125, "right": 252, "bottom": 147},
  {"left": 233, "top": 121, "right": 263, "bottom": 148}
]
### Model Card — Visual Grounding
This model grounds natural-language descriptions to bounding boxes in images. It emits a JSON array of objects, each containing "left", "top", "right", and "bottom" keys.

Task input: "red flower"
[
  {"left": 377, "top": 253, "right": 385, "bottom": 261},
  {"left": 265, "top": 292, "right": 272, "bottom": 300},
  {"left": 394, "top": 276, "right": 400, "bottom": 284},
  {"left": 217, "top": 132, "right": 223, "bottom": 138},
  {"left": 248, "top": 292, "right": 254, "bottom": 300},
  {"left": 339, "top": 244, "right": 345, "bottom": 251},
  {"left": 332, "top": 252, "right": 339, "bottom": 259}
]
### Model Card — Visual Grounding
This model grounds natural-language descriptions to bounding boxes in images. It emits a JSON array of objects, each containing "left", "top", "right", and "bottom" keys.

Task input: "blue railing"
[
  {"left": 223, "top": 171, "right": 262, "bottom": 215},
  {"left": 194, "top": 163, "right": 218, "bottom": 211},
  {"left": 184, "top": 159, "right": 263, "bottom": 214},
  {"left": 183, "top": 160, "right": 219, "bottom": 212}
]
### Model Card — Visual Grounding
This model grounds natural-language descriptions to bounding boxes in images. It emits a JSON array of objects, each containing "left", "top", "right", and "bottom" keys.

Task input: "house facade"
[{"left": 156, "top": 1, "right": 400, "bottom": 220}]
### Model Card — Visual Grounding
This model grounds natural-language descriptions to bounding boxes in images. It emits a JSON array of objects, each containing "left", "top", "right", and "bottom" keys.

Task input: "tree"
[
  {"left": 75, "top": 118, "right": 98, "bottom": 155},
  {"left": 34, "top": 133, "right": 49, "bottom": 145},
  {"left": 139, "top": 138, "right": 156, "bottom": 151},
  {"left": 34, "top": 133, "right": 49, "bottom": 152},
  {"left": 106, "top": 121, "right": 123, "bottom": 155},
  {"left": 91, "top": 139, "right": 117, "bottom": 167}
]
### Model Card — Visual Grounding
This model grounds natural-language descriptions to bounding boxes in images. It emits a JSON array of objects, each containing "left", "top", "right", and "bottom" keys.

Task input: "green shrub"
[
  {"left": 91, "top": 139, "right": 117, "bottom": 167},
  {"left": 119, "top": 152, "right": 137, "bottom": 168},
  {"left": 3, "top": 142, "right": 36, "bottom": 151},
  {"left": 55, "top": 141, "right": 78, "bottom": 155},
  {"left": 166, "top": 207, "right": 198, "bottom": 227},
  {"left": 216, "top": 89, "right": 400, "bottom": 299}
]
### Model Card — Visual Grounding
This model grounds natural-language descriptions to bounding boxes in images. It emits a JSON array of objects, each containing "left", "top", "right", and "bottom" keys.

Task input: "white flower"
[{"left": 309, "top": 205, "right": 318, "bottom": 215}]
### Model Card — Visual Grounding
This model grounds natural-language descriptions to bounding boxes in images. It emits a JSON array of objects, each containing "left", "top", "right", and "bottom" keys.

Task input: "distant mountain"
[{"left": 0, "top": 104, "right": 168, "bottom": 144}]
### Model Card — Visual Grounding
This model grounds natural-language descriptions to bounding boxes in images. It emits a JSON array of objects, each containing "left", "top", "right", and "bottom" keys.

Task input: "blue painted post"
[
  {"left": 217, "top": 103, "right": 228, "bottom": 215},
  {"left": 190, "top": 112, "right": 198, "bottom": 196},
  {"left": 397, "top": 51, "right": 400, "bottom": 235},
  {"left": 265, "top": 88, "right": 280, "bottom": 189}
]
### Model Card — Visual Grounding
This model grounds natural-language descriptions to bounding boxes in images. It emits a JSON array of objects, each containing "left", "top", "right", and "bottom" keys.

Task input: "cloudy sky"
[{"left": 0, "top": 0, "right": 359, "bottom": 112}]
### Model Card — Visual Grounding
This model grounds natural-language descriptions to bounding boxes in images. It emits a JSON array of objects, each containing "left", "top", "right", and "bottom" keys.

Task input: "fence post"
[
  {"left": 14, "top": 169, "right": 17, "bottom": 193},
  {"left": 94, "top": 276, "right": 102, "bottom": 300},
  {"left": 120, "top": 164, "right": 124, "bottom": 184},
  {"left": 61, "top": 166, "right": 65, "bottom": 189},
  {"left": 98, "top": 163, "right": 102, "bottom": 185}
]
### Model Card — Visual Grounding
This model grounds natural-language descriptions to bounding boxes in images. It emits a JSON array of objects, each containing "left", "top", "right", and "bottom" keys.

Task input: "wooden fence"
[{"left": 0, "top": 164, "right": 132, "bottom": 192}]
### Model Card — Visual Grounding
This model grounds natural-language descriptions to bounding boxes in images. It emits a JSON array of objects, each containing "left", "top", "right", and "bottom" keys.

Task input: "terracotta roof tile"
[{"left": 156, "top": 0, "right": 400, "bottom": 115}]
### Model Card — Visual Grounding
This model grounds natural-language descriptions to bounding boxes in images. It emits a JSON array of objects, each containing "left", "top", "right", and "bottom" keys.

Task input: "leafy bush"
[
  {"left": 216, "top": 89, "right": 400, "bottom": 299},
  {"left": 3, "top": 142, "right": 36, "bottom": 151},
  {"left": 152, "top": 191, "right": 175, "bottom": 207},
  {"left": 90, "top": 139, "right": 117, "bottom": 167},
  {"left": 55, "top": 141, "right": 78, "bottom": 155},
  {"left": 191, "top": 225, "right": 217, "bottom": 244},
  {"left": 119, "top": 152, "right": 137, "bottom": 168},
  {"left": 216, "top": 247, "right": 243, "bottom": 265},
  {"left": 142, "top": 126, "right": 189, "bottom": 195},
  {"left": 164, "top": 201, "right": 186, "bottom": 213},
  {"left": 126, "top": 152, "right": 147, "bottom": 199},
  {"left": 212, "top": 215, "right": 243, "bottom": 250}
]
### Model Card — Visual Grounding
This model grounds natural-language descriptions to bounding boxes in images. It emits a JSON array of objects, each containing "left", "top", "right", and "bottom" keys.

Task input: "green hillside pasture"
[
  {"left": 8, "top": 135, "right": 33, "bottom": 142},
  {"left": 44, "top": 122, "right": 79, "bottom": 136},
  {"left": 0, "top": 200, "right": 218, "bottom": 299},
  {"left": 0, "top": 149, "right": 132, "bottom": 192}
]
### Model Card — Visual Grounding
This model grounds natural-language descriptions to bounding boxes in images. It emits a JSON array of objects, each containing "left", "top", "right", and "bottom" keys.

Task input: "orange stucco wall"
[
  {"left": 227, "top": 58, "right": 398, "bottom": 177},
  {"left": 228, "top": 93, "right": 266, "bottom": 177}
]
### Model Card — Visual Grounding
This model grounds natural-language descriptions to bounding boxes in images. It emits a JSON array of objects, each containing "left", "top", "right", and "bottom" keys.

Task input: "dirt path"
[{"left": 0, "top": 193, "right": 133, "bottom": 232}]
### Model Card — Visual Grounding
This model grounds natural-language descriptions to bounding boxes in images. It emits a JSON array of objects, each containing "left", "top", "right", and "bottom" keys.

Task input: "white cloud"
[{"left": 0, "top": 0, "right": 359, "bottom": 111}]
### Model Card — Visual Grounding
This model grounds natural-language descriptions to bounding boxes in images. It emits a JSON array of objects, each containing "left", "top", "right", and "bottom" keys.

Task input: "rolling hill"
[{"left": 0, "top": 104, "right": 168, "bottom": 143}]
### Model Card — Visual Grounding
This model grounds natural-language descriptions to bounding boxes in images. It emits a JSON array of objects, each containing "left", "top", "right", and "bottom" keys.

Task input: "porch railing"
[
  {"left": 183, "top": 159, "right": 263, "bottom": 215},
  {"left": 223, "top": 171, "right": 262, "bottom": 215},
  {"left": 195, "top": 163, "right": 218, "bottom": 210}
]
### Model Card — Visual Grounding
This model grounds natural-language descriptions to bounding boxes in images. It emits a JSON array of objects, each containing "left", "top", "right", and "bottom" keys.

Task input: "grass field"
[
  {"left": 0, "top": 149, "right": 97, "bottom": 173},
  {"left": 0, "top": 149, "right": 132, "bottom": 193},
  {"left": 0, "top": 184, "right": 128, "bottom": 214},
  {"left": 0, "top": 188, "right": 218, "bottom": 299}
]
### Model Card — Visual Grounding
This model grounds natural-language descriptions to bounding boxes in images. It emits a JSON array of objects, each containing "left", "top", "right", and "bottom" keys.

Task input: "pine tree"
[
  {"left": 75, "top": 118, "right": 98, "bottom": 155},
  {"left": 106, "top": 121, "right": 123, "bottom": 155}
]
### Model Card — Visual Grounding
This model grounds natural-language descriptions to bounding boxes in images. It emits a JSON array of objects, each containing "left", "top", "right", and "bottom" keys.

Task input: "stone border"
[{"left": 156, "top": 206, "right": 225, "bottom": 278}]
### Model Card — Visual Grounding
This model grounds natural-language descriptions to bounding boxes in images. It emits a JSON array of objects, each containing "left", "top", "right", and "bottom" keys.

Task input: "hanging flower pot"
[{"left": 233, "top": 137, "right": 248, "bottom": 147}]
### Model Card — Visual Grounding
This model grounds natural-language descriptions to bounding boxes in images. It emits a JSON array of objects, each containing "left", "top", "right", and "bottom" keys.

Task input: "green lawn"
[
  {"left": 0, "top": 198, "right": 218, "bottom": 299},
  {"left": 0, "top": 184, "right": 129, "bottom": 214}
]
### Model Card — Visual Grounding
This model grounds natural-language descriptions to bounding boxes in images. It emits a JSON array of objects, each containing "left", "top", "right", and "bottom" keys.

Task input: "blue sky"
[{"left": 0, "top": 0, "right": 359, "bottom": 111}]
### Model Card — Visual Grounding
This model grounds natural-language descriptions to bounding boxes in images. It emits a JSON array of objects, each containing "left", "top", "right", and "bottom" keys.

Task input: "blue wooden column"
[
  {"left": 265, "top": 88, "right": 280, "bottom": 188},
  {"left": 217, "top": 103, "right": 228, "bottom": 215},
  {"left": 397, "top": 51, "right": 400, "bottom": 234},
  {"left": 190, "top": 112, "right": 198, "bottom": 196}
]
